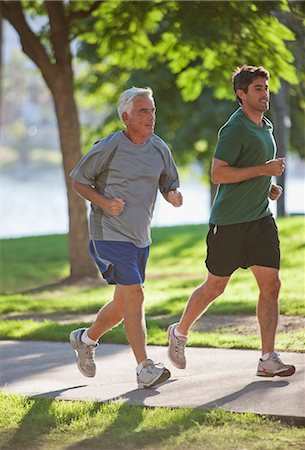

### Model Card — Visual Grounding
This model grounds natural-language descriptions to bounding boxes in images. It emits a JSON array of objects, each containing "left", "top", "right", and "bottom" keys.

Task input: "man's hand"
[
  {"left": 166, "top": 190, "right": 183, "bottom": 207},
  {"left": 104, "top": 198, "right": 125, "bottom": 216},
  {"left": 269, "top": 184, "right": 283, "bottom": 201},
  {"left": 264, "top": 158, "right": 285, "bottom": 177}
]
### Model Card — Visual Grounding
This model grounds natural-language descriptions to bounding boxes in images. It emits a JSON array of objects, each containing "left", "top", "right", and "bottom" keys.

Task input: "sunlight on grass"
[
  {"left": 1, "top": 393, "right": 304, "bottom": 450},
  {"left": 0, "top": 217, "right": 304, "bottom": 350}
]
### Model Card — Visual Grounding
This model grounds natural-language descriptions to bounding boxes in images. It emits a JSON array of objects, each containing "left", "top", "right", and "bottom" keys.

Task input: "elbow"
[
  {"left": 72, "top": 180, "right": 82, "bottom": 195},
  {"left": 72, "top": 180, "right": 78, "bottom": 193}
]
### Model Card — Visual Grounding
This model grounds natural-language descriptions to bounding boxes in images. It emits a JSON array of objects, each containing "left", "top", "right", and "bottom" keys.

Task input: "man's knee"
[
  {"left": 211, "top": 282, "right": 227, "bottom": 298},
  {"left": 198, "top": 278, "right": 227, "bottom": 300},
  {"left": 260, "top": 278, "right": 281, "bottom": 299},
  {"left": 119, "top": 283, "right": 144, "bottom": 305}
]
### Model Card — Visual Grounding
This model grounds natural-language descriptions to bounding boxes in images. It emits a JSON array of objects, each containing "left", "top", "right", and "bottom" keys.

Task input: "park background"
[{"left": 0, "top": 2, "right": 305, "bottom": 450}]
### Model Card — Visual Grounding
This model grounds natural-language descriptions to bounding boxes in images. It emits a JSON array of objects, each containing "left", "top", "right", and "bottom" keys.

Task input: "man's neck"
[
  {"left": 241, "top": 106, "right": 264, "bottom": 128},
  {"left": 123, "top": 130, "right": 148, "bottom": 144}
]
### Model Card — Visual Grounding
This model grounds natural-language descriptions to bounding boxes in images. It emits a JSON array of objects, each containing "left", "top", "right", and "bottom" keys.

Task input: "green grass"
[
  {"left": 1, "top": 392, "right": 304, "bottom": 450},
  {"left": 0, "top": 216, "right": 304, "bottom": 350}
]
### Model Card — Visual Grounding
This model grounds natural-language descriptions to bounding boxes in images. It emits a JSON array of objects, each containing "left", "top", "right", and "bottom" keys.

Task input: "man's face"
[
  {"left": 238, "top": 77, "right": 270, "bottom": 112},
  {"left": 123, "top": 95, "right": 156, "bottom": 141}
]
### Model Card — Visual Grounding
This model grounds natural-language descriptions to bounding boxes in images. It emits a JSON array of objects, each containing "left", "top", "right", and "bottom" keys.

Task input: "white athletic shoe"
[
  {"left": 167, "top": 323, "right": 187, "bottom": 369},
  {"left": 137, "top": 359, "right": 171, "bottom": 389},
  {"left": 69, "top": 328, "right": 98, "bottom": 377},
  {"left": 256, "top": 352, "right": 296, "bottom": 377}
]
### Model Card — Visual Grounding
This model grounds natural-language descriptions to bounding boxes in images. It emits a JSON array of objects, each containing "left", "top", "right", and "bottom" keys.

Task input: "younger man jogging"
[{"left": 167, "top": 65, "right": 295, "bottom": 378}]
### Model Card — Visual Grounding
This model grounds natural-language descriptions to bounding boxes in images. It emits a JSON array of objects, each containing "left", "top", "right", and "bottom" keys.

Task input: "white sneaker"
[
  {"left": 69, "top": 328, "right": 98, "bottom": 377},
  {"left": 256, "top": 352, "right": 296, "bottom": 377},
  {"left": 167, "top": 323, "right": 187, "bottom": 369},
  {"left": 137, "top": 359, "right": 171, "bottom": 389}
]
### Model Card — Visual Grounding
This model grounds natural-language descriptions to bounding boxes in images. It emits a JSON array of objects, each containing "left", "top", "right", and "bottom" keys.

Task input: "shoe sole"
[
  {"left": 167, "top": 326, "right": 186, "bottom": 369},
  {"left": 138, "top": 369, "right": 171, "bottom": 389},
  {"left": 256, "top": 366, "right": 296, "bottom": 377}
]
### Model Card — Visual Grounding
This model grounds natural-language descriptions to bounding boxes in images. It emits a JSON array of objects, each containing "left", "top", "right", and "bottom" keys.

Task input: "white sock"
[
  {"left": 137, "top": 358, "right": 149, "bottom": 374},
  {"left": 174, "top": 325, "right": 187, "bottom": 339},
  {"left": 81, "top": 329, "right": 98, "bottom": 346},
  {"left": 261, "top": 352, "right": 271, "bottom": 361}
]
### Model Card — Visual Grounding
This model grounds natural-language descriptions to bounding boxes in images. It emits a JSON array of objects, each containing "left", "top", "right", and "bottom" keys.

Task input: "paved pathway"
[{"left": 1, "top": 340, "right": 304, "bottom": 421}]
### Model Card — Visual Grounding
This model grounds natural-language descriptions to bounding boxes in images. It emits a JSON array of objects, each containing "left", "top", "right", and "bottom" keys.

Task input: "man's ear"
[
  {"left": 122, "top": 111, "right": 128, "bottom": 124},
  {"left": 236, "top": 89, "right": 246, "bottom": 102}
]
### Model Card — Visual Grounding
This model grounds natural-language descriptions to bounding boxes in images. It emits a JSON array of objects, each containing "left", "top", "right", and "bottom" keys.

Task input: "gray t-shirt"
[{"left": 70, "top": 131, "right": 179, "bottom": 247}]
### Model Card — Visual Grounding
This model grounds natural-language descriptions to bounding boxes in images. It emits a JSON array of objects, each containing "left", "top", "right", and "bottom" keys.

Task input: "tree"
[
  {"left": 2, "top": 0, "right": 300, "bottom": 279},
  {"left": 77, "top": 1, "right": 300, "bottom": 208},
  {"left": 2, "top": 1, "right": 101, "bottom": 279}
]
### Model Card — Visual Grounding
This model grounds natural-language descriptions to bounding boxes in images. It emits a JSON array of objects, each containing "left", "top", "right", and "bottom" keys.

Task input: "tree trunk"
[
  {"left": 2, "top": 1, "right": 97, "bottom": 280},
  {"left": 271, "top": 80, "right": 290, "bottom": 217},
  {"left": 52, "top": 77, "right": 97, "bottom": 280}
]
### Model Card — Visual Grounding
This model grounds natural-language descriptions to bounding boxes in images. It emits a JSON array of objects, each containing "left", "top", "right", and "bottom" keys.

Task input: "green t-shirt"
[{"left": 210, "top": 108, "right": 276, "bottom": 225}]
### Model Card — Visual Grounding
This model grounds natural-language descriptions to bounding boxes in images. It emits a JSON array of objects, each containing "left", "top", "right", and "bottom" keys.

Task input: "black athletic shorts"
[{"left": 205, "top": 216, "right": 280, "bottom": 277}]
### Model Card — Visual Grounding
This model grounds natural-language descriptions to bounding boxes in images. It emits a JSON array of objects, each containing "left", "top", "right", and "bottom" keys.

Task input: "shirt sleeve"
[
  {"left": 214, "top": 123, "right": 243, "bottom": 166},
  {"left": 69, "top": 140, "right": 113, "bottom": 186},
  {"left": 158, "top": 145, "right": 180, "bottom": 193}
]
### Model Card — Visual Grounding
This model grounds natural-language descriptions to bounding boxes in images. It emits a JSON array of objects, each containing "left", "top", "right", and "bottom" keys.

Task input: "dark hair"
[{"left": 232, "top": 65, "right": 270, "bottom": 104}]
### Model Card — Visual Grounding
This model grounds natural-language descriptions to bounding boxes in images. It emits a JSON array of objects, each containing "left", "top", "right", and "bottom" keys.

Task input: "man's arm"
[
  {"left": 211, "top": 157, "right": 285, "bottom": 184},
  {"left": 73, "top": 181, "right": 125, "bottom": 216}
]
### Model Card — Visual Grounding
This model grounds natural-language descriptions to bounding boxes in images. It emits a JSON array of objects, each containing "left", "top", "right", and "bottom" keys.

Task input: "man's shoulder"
[
  {"left": 223, "top": 108, "right": 245, "bottom": 128},
  {"left": 92, "top": 131, "right": 121, "bottom": 149},
  {"left": 218, "top": 109, "right": 248, "bottom": 139},
  {"left": 150, "top": 134, "right": 171, "bottom": 153}
]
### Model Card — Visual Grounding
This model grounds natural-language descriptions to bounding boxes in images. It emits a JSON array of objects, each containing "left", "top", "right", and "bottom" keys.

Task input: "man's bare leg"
[
  {"left": 117, "top": 283, "right": 147, "bottom": 364},
  {"left": 250, "top": 265, "right": 280, "bottom": 354},
  {"left": 87, "top": 286, "right": 124, "bottom": 341},
  {"left": 176, "top": 272, "right": 230, "bottom": 336}
]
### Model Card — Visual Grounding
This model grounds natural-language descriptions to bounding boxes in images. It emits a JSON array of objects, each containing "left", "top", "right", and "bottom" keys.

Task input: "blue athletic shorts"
[{"left": 89, "top": 240, "right": 150, "bottom": 285}]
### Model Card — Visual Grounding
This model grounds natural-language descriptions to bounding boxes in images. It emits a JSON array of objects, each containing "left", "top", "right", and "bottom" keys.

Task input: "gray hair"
[{"left": 117, "top": 87, "right": 154, "bottom": 123}]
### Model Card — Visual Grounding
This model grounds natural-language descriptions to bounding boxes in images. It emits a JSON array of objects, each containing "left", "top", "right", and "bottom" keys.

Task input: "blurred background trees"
[{"left": 2, "top": 0, "right": 304, "bottom": 279}]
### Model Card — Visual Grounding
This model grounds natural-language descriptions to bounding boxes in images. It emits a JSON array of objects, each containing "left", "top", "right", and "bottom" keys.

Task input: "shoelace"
[
  {"left": 175, "top": 336, "right": 186, "bottom": 358},
  {"left": 86, "top": 345, "right": 96, "bottom": 360},
  {"left": 270, "top": 352, "right": 281, "bottom": 363},
  {"left": 144, "top": 361, "right": 164, "bottom": 373}
]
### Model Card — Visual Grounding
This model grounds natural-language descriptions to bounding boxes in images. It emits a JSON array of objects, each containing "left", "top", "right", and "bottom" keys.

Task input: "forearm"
[
  {"left": 211, "top": 164, "right": 266, "bottom": 184},
  {"left": 211, "top": 157, "right": 285, "bottom": 185},
  {"left": 73, "top": 181, "right": 108, "bottom": 209}
]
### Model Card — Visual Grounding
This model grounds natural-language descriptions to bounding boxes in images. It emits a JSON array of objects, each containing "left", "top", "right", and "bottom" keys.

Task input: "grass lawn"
[
  {"left": 0, "top": 216, "right": 304, "bottom": 350},
  {"left": 1, "top": 392, "right": 305, "bottom": 450},
  {"left": 0, "top": 217, "right": 305, "bottom": 351},
  {"left": 0, "top": 217, "right": 304, "bottom": 448}
]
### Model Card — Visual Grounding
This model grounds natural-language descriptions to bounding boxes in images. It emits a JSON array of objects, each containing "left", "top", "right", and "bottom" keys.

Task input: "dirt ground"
[
  {"left": 1, "top": 311, "right": 304, "bottom": 335},
  {"left": 191, "top": 314, "right": 305, "bottom": 334}
]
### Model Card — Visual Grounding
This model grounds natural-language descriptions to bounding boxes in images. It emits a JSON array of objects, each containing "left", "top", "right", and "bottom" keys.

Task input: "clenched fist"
[
  {"left": 269, "top": 184, "right": 283, "bottom": 201},
  {"left": 167, "top": 190, "right": 183, "bottom": 207},
  {"left": 105, "top": 197, "right": 125, "bottom": 216},
  {"left": 264, "top": 158, "right": 285, "bottom": 177}
]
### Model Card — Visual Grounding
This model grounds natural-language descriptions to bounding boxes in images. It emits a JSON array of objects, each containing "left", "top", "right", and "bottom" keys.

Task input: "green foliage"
[
  {"left": 75, "top": 0, "right": 304, "bottom": 167},
  {"left": 80, "top": 0, "right": 298, "bottom": 100}
]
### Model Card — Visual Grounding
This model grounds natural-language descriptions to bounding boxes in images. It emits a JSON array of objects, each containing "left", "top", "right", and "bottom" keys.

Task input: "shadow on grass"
[
  {"left": 2, "top": 378, "right": 298, "bottom": 450},
  {"left": 2, "top": 391, "right": 102, "bottom": 450},
  {"left": 18, "top": 276, "right": 104, "bottom": 296},
  {"left": 65, "top": 379, "right": 291, "bottom": 449}
]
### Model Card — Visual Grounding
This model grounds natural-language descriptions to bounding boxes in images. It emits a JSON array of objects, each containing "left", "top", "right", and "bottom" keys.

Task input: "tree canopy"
[{"left": 2, "top": 0, "right": 303, "bottom": 277}]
